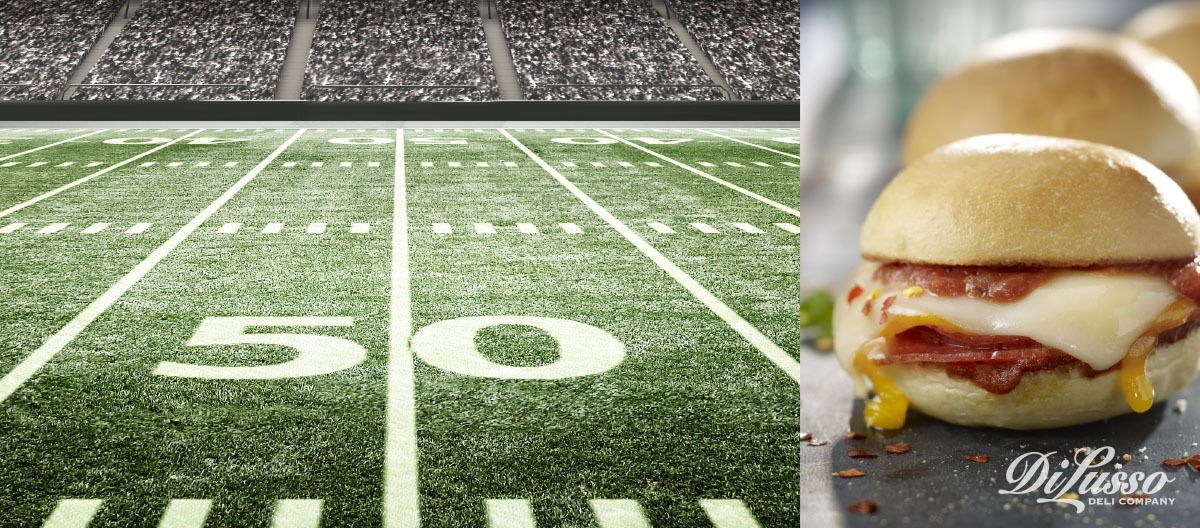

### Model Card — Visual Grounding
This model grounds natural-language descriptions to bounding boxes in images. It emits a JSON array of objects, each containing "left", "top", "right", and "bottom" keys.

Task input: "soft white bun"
[
  {"left": 902, "top": 27, "right": 1200, "bottom": 193},
  {"left": 862, "top": 134, "right": 1200, "bottom": 266},
  {"left": 880, "top": 330, "right": 1200, "bottom": 429},
  {"left": 1126, "top": 2, "right": 1200, "bottom": 88}
]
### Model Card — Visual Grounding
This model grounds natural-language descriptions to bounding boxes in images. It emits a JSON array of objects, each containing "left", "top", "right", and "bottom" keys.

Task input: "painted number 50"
[{"left": 154, "top": 317, "right": 366, "bottom": 379}]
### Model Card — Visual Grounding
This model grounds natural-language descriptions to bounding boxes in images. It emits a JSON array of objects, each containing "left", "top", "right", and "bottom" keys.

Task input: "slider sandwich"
[
  {"left": 903, "top": 28, "right": 1200, "bottom": 204},
  {"left": 836, "top": 134, "right": 1200, "bottom": 429}
]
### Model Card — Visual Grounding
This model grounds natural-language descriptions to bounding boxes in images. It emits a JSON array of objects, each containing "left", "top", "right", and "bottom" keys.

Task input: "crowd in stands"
[
  {"left": 498, "top": 0, "right": 722, "bottom": 100},
  {"left": 672, "top": 0, "right": 799, "bottom": 100},
  {"left": 304, "top": 0, "right": 499, "bottom": 102},
  {"left": 73, "top": 0, "right": 293, "bottom": 100},
  {"left": 0, "top": 0, "right": 119, "bottom": 100}
]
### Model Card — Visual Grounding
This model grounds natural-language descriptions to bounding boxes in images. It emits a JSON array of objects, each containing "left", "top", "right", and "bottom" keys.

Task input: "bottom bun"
[{"left": 880, "top": 331, "right": 1200, "bottom": 429}]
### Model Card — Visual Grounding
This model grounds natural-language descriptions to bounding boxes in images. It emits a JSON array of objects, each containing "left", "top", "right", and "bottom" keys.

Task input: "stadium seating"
[
  {"left": 0, "top": 0, "right": 120, "bottom": 100},
  {"left": 304, "top": 0, "right": 500, "bottom": 101},
  {"left": 72, "top": 0, "right": 294, "bottom": 100},
  {"left": 497, "top": 0, "right": 723, "bottom": 100},
  {"left": 670, "top": 0, "right": 800, "bottom": 100}
]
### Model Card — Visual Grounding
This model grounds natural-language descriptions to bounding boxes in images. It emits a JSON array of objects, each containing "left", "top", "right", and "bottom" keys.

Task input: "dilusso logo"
[{"left": 998, "top": 447, "right": 1176, "bottom": 512}]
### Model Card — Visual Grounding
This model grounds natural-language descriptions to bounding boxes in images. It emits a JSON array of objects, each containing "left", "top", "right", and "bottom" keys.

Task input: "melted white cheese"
[{"left": 834, "top": 263, "right": 1181, "bottom": 373}]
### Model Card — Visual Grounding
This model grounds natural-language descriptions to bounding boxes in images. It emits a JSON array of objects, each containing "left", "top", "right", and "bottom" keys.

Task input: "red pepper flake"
[
  {"left": 846, "top": 500, "right": 878, "bottom": 515},
  {"left": 1118, "top": 493, "right": 1151, "bottom": 507},
  {"left": 845, "top": 431, "right": 866, "bottom": 440},
  {"left": 807, "top": 440, "right": 829, "bottom": 447},
  {"left": 847, "top": 285, "right": 864, "bottom": 305},
  {"left": 879, "top": 295, "right": 897, "bottom": 324},
  {"left": 848, "top": 449, "right": 878, "bottom": 459},
  {"left": 964, "top": 454, "right": 989, "bottom": 463},
  {"left": 1187, "top": 454, "right": 1200, "bottom": 471},
  {"left": 799, "top": 432, "right": 813, "bottom": 442},
  {"left": 885, "top": 442, "right": 910, "bottom": 454},
  {"left": 836, "top": 468, "right": 865, "bottom": 478},
  {"left": 1162, "top": 458, "right": 1187, "bottom": 467},
  {"left": 861, "top": 299, "right": 872, "bottom": 316}
]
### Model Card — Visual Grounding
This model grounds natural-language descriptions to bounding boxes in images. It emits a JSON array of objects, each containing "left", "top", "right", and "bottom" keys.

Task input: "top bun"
[
  {"left": 862, "top": 134, "right": 1200, "bottom": 266},
  {"left": 901, "top": 28, "right": 1200, "bottom": 187},
  {"left": 1125, "top": 2, "right": 1200, "bottom": 88}
]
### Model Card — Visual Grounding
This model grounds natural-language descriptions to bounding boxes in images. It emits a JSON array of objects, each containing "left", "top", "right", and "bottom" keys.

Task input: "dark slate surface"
[{"left": 801, "top": 345, "right": 1200, "bottom": 528}]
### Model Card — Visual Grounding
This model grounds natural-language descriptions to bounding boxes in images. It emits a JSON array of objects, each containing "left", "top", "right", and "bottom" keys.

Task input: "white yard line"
[
  {"left": 503, "top": 130, "right": 800, "bottom": 384},
  {"left": 0, "top": 129, "right": 108, "bottom": 162},
  {"left": 386, "top": 128, "right": 420, "bottom": 528},
  {"left": 593, "top": 129, "right": 799, "bottom": 219},
  {"left": 694, "top": 129, "right": 801, "bottom": 160},
  {"left": 0, "top": 129, "right": 305, "bottom": 404},
  {"left": 0, "top": 130, "right": 206, "bottom": 221}
]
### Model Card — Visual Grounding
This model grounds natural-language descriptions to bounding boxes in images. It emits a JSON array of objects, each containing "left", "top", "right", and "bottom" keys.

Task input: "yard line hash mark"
[
  {"left": 503, "top": 130, "right": 801, "bottom": 385},
  {"left": 695, "top": 129, "right": 800, "bottom": 160},
  {"left": 593, "top": 130, "right": 799, "bottom": 218},
  {"left": 0, "top": 129, "right": 108, "bottom": 162},
  {"left": 0, "top": 129, "right": 305, "bottom": 405},
  {"left": 0, "top": 130, "right": 205, "bottom": 221},
  {"left": 42, "top": 499, "right": 104, "bottom": 528}
]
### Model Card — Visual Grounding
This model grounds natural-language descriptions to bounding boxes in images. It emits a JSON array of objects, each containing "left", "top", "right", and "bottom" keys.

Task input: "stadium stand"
[
  {"left": 0, "top": 0, "right": 121, "bottom": 100},
  {"left": 498, "top": 0, "right": 724, "bottom": 100},
  {"left": 669, "top": 0, "right": 800, "bottom": 100},
  {"left": 72, "top": 0, "right": 294, "bottom": 100},
  {"left": 303, "top": 0, "right": 500, "bottom": 101}
]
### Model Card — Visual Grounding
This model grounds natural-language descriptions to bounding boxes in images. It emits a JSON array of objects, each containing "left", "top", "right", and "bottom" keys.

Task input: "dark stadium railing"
[
  {"left": 62, "top": 83, "right": 252, "bottom": 100},
  {"left": 543, "top": 83, "right": 731, "bottom": 100}
]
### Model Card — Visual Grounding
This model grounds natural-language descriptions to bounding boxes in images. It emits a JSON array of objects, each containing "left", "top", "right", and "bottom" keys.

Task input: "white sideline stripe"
[
  {"left": 28, "top": 162, "right": 47, "bottom": 167},
  {"left": 56, "top": 162, "right": 75, "bottom": 167},
  {"left": 503, "top": 130, "right": 801, "bottom": 384},
  {"left": 781, "top": 162, "right": 799, "bottom": 168},
  {"left": 194, "top": 161, "right": 209, "bottom": 167},
  {"left": 732, "top": 223, "right": 764, "bottom": 234},
  {"left": 433, "top": 223, "right": 452, "bottom": 234},
  {"left": 283, "top": 162, "right": 297, "bottom": 167},
  {"left": 698, "top": 162, "right": 716, "bottom": 167},
  {"left": 167, "top": 162, "right": 183, "bottom": 167},
  {"left": 271, "top": 499, "right": 323, "bottom": 528},
  {"left": 126, "top": 222, "right": 152, "bottom": 234},
  {"left": 562, "top": 161, "right": 577, "bottom": 168},
  {"left": 559, "top": 222, "right": 582, "bottom": 234},
  {"left": 617, "top": 162, "right": 633, "bottom": 167},
  {"left": 0, "top": 129, "right": 305, "bottom": 405},
  {"left": 0, "top": 129, "right": 107, "bottom": 162},
  {"left": 474, "top": 222, "right": 496, "bottom": 234},
  {"left": 449, "top": 161, "right": 462, "bottom": 167},
  {"left": 690, "top": 222, "right": 720, "bottom": 234},
  {"left": 591, "top": 161, "right": 605, "bottom": 167},
  {"left": 159, "top": 499, "right": 211, "bottom": 528},
  {"left": 0, "top": 130, "right": 204, "bottom": 221},
  {"left": 0, "top": 222, "right": 28, "bottom": 233},
  {"left": 369, "top": 161, "right": 381, "bottom": 168},
  {"left": 341, "top": 162, "right": 352, "bottom": 167},
  {"left": 517, "top": 222, "right": 539, "bottom": 234},
  {"left": 774, "top": 222, "right": 800, "bottom": 234},
  {"left": 139, "top": 162, "right": 156, "bottom": 167},
  {"left": 0, "top": 162, "right": 18, "bottom": 167},
  {"left": 386, "top": 128, "right": 420, "bottom": 528},
  {"left": 81, "top": 223, "right": 110, "bottom": 234},
  {"left": 37, "top": 223, "right": 69, "bottom": 234},
  {"left": 311, "top": 162, "right": 324, "bottom": 168},
  {"left": 504, "top": 161, "right": 518, "bottom": 167},
  {"left": 218, "top": 222, "right": 242, "bottom": 234},
  {"left": 263, "top": 222, "right": 284, "bottom": 234},
  {"left": 224, "top": 162, "right": 238, "bottom": 168},
  {"left": 85, "top": 162, "right": 104, "bottom": 167},
  {"left": 307, "top": 222, "right": 327, "bottom": 234},
  {"left": 421, "top": 162, "right": 433, "bottom": 168},
  {"left": 595, "top": 130, "right": 800, "bottom": 219},
  {"left": 752, "top": 162, "right": 772, "bottom": 167},
  {"left": 700, "top": 500, "right": 762, "bottom": 528},
  {"left": 643, "top": 162, "right": 662, "bottom": 167},
  {"left": 695, "top": 129, "right": 801, "bottom": 160},
  {"left": 590, "top": 499, "right": 652, "bottom": 528},
  {"left": 43, "top": 499, "right": 104, "bottom": 528},
  {"left": 486, "top": 499, "right": 535, "bottom": 528},
  {"left": 648, "top": 222, "right": 675, "bottom": 234},
  {"left": 476, "top": 161, "right": 489, "bottom": 167},
  {"left": 351, "top": 222, "right": 371, "bottom": 234}
]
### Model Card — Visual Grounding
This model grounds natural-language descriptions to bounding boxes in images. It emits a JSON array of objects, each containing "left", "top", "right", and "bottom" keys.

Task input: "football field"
[{"left": 0, "top": 126, "right": 800, "bottom": 527}]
